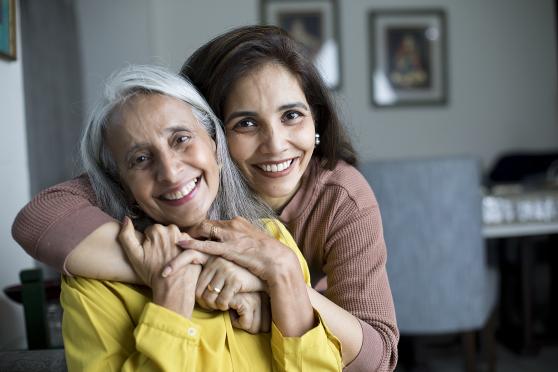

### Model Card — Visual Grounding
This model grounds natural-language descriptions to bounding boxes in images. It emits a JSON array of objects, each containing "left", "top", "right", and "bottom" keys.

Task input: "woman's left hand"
[{"left": 177, "top": 217, "right": 300, "bottom": 286}]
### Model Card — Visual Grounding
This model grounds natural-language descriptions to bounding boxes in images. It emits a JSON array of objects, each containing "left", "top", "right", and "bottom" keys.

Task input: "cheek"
[
  {"left": 226, "top": 135, "right": 252, "bottom": 164},
  {"left": 122, "top": 174, "right": 150, "bottom": 204}
]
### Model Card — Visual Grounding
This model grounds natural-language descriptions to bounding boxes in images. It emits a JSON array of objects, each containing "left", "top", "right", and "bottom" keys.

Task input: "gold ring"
[
  {"left": 207, "top": 283, "right": 221, "bottom": 294},
  {"left": 209, "top": 225, "right": 217, "bottom": 241}
]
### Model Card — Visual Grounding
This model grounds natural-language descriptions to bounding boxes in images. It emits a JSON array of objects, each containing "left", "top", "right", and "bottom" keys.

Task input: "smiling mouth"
[
  {"left": 256, "top": 159, "right": 294, "bottom": 173},
  {"left": 159, "top": 177, "right": 200, "bottom": 201}
]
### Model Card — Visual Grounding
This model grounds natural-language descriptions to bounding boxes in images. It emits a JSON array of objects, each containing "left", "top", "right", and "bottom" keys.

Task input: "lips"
[{"left": 158, "top": 177, "right": 199, "bottom": 202}]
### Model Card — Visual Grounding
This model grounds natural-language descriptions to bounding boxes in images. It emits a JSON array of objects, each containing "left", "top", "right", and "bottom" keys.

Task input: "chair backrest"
[{"left": 360, "top": 156, "right": 495, "bottom": 334}]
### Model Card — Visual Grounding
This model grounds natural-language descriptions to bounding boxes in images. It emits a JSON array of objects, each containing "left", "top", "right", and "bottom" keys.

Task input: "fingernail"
[
  {"left": 161, "top": 266, "right": 172, "bottom": 277},
  {"left": 177, "top": 240, "right": 189, "bottom": 247}
]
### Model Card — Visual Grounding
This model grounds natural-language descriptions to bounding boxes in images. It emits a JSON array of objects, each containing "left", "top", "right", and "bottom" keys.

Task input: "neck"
[{"left": 264, "top": 183, "right": 301, "bottom": 214}]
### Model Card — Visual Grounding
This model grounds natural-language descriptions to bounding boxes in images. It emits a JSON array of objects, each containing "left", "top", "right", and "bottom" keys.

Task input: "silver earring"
[{"left": 315, "top": 133, "right": 321, "bottom": 146}]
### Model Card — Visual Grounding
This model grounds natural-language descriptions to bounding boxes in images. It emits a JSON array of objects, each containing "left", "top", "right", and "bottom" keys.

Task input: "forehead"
[
  {"left": 226, "top": 63, "right": 307, "bottom": 106},
  {"left": 105, "top": 94, "right": 206, "bottom": 155},
  {"left": 108, "top": 93, "right": 205, "bottom": 137}
]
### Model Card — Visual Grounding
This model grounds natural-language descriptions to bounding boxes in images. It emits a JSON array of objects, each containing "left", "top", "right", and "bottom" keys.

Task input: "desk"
[
  {"left": 483, "top": 221, "right": 558, "bottom": 238},
  {"left": 482, "top": 189, "right": 558, "bottom": 355}
]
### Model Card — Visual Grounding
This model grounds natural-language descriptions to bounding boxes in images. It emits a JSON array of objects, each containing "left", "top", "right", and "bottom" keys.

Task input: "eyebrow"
[{"left": 224, "top": 102, "right": 309, "bottom": 124}]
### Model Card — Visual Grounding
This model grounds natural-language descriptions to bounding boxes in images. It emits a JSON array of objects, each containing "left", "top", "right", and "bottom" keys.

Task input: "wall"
[
  {"left": 75, "top": 0, "right": 557, "bottom": 170},
  {"left": 0, "top": 2, "right": 34, "bottom": 349},
  {"left": 76, "top": 0, "right": 155, "bottom": 114},
  {"left": 342, "top": 0, "right": 558, "bottom": 169}
]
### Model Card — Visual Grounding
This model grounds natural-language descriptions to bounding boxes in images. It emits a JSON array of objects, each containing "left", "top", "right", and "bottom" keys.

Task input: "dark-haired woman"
[{"left": 13, "top": 26, "right": 397, "bottom": 371}]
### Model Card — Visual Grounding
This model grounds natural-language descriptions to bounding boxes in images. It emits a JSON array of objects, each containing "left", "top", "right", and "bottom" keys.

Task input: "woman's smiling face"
[
  {"left": 106, "top": 93, "right": 220, "bottom": 228},
  {"left": 223, "top": 63, "right": 316, "bottom": 211}
]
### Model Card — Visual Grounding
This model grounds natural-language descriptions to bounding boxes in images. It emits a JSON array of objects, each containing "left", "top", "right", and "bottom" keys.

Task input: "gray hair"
[{"left": 80, "top": 64, "right": 273, "bottom": 228}]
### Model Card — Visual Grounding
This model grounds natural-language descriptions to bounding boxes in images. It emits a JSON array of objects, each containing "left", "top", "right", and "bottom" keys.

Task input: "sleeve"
[
  {"left": 61, "top": 277, "right": 201, "bottom": 372},
  {"left": 11, "top": 175, "right": 115, "bottom": 274},
  {"left": 271, "top": 310, "right": 343, "bottom": 372},
  {"left": 323, "top": 189, "right": 399, "bottom": 372},
  {"left": 264, "top": 220, "right": 343, "bottom": 371}
]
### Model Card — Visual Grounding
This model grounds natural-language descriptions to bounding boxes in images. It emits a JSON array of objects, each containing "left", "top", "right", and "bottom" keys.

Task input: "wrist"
[{"left": 266, "top": 250, "right": 302, "bottom": 289}]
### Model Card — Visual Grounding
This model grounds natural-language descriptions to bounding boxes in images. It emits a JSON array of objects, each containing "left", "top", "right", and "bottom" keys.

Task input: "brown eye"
[
  {"left": 176, "top": 135, "right": 190, "bottom": 144},
  {"left": 283, "top": 110, "right": 303, "bottom": 123},
  {"left": 233, "top": 118, "right": 257, "bottom": 132},
  {"left": 130, "top": 154, "right": 151, "bottom": 169}
]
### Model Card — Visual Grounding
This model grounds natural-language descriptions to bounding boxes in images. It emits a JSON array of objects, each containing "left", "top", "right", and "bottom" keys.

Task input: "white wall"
[
  {"left": 75, "top": 0, "right": 558, "bottom": 170},
  {"left": 0, "top": 2, "right": 34, "bottom": 349}
]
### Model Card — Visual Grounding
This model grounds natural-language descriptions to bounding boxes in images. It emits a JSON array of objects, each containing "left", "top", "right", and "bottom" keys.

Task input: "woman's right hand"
[{"left": 118, "top": 217, "right": 204, "bottom": 318}]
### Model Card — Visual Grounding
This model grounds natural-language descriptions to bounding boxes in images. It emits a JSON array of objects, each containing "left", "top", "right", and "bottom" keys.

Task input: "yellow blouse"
[{"left": 61, "top": 220, "right": 342, "bottom": 371}]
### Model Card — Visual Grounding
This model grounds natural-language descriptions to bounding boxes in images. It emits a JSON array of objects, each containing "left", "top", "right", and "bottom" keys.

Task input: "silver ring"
[{"left": 207, "top": 283, "right": 221, "bottom": 294}]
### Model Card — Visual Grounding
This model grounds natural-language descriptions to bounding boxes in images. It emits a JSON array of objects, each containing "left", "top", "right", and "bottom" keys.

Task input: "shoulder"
[
  {"left": 35, "top": 174, "right": 97, "bottom": 205},
  {"left": 313, "top": 160, "right": 378, "bottom": 211}
]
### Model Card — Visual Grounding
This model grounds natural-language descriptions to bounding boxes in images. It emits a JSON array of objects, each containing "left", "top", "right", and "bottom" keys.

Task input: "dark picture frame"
[
  {"left": 0, "top": 0, "right": 16, "bottom": 60},
  {"left": 369, "top": 9, "right": 447, "bottom": 107},
  {"left": 261, "top": 0, "right": 342, "bottom": 90}
]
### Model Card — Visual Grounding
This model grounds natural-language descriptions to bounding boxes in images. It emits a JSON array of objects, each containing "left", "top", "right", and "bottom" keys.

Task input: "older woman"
[
  {"left": 13, "top": 26, "right": 397, "bottom": 371},
  {"left": 59, "top": 65, "right": 341, "bottom": 371}
]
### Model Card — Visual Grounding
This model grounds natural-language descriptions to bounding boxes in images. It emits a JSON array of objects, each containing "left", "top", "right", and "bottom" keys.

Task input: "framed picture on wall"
[
  {"left": 261, "top": 0, "right": 341, "bottom": 90},
  {"left": 0, "top": 0, "right": 16, "bottom": 60},
  {"left": 369, "top": 9, "right": 447, "bottom": 107}
]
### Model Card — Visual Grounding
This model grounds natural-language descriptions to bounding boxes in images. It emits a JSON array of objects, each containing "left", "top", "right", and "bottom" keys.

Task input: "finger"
[
  {"left": 230, "top": 296, "right": 253, "bottom": 332},
  {"left": 178, "top": 239, "right": 233, "bottom": 260},
  {"left": 215, "top": 279, "right": 242, "bottom": 311},
  {"left": 196, "top": 262, "right": 217, "bottom": 298},
  {"left": 118, "top": 217, "right": 143, "bottom": 261},
  {"left": 188, "top": 220, "right": 223, "bottom": 241},
  {"left": 162, "top": 249, "right": 209, "bottom": 278},
  {"left": 202, "top": 278, "right": 227, "bottom": 309}
]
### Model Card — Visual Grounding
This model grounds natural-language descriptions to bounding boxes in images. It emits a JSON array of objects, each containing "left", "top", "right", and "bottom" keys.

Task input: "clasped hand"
[{"left": 119, "top": 217, "right": 270, "bottom": 333}]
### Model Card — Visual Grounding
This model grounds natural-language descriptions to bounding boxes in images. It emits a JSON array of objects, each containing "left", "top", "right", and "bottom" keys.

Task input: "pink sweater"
[{"left": 12, "top": 159, "right": 398, "bottom": 371}]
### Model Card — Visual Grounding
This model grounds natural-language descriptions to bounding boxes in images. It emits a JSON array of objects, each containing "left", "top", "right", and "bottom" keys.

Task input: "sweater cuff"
[
  {"left": 343, "top": 319, "right": 384, "bottom": 372},
  {"left": 37, "top": 206, "right": 115, "bottom": 275}
]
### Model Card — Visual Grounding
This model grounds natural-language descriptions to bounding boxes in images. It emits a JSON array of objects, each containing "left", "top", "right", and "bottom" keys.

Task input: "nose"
[
  {"left": 155, "top": 150, "right": 182, "bottom": 183},
  {"left": 260, "top": 124, "right": 288, "bottom": 155}
]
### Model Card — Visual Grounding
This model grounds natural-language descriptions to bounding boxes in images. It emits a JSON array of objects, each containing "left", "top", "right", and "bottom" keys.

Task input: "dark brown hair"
[{"left": 180, "top": 25, "right": 357, "bottom": 169}]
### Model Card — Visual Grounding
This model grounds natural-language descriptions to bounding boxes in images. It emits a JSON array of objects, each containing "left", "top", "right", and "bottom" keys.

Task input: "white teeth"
[
  {"left": 258, "top": 159, "right": 293, "bottom": 173},
  {"left": 162, "top": 178, "right": 198, "bottom": 200}
]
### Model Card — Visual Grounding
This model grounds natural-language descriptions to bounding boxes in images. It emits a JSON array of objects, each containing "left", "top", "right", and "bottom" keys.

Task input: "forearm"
[
  {"left": 307, "top": 287, "right": 363, "bottom": 366},
  {"left": 67, "top": 222, "right": 142, "bottom": 283},
  {"left": 268, "top": 265, "right": 315, "bottom": 337}
]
